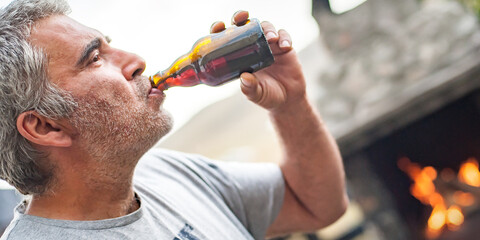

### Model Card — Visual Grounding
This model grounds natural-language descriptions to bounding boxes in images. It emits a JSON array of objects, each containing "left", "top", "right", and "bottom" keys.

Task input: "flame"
[
  {"left": 399, "top": 157, "right": 438, "bottom": 205},
  {"left": 398, "top": 157, "right": 468, "bottom": 238},
  {"left": 428, "top": 192, "right": 444, "bottom": 206},
  {"left": 446, "top": 205, "right": 464, "bottom": 229},
  {"left": 426, "top": 204, "right": 446, "bottom": 239},
  {"left": 458, "top": 158, "right": 480, "bottom": 187},
  {"left": 425, "top": 204, "right": 465, "bottom": 239},
  {"left": 428, "top": 204, "right": 446, "bottom": 230}
]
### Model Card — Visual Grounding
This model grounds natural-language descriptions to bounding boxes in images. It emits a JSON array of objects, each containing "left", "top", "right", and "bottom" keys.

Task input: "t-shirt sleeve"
[
  {"left": 142, "top": 149, "right": 285, "bottom": 240},
  {"left": 204, "top": 159, "right": 285, "bottom": 239}
]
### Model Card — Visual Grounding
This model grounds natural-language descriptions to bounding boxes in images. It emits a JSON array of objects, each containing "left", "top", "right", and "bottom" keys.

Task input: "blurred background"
[{"left": 2, "top": 0, "right": 480, "bottom": 239}]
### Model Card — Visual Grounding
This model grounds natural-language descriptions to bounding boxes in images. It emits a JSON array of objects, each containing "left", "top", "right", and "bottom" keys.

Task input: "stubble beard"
[{"left": 69, "top": 79, "right": 173, "bottom": 171}]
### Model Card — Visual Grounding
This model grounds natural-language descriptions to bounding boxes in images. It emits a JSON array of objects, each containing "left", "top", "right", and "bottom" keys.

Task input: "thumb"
[{"left": 240, "top": 73, "right": 263, "bottom": 103}]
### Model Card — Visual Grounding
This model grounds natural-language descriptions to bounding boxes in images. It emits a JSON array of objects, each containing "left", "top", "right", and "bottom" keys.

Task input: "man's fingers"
[
  {"left": 211, "top": 10, "right": 248, "bottom": 33},
  {"left": 232, "top": 10, "right": 249, "bottom": 26},
  {"left": 278, "top": 29, "right": 292, "bottom": 50},
  {"left": 266, "top": 29, "right": 293, "bottom": 55},
  {"left": 240, "top": 73, "right": 262, "bottom": 103},
  {"left": 210, "top": 21, "right": 226, "bottom": 34},
  {"left": 261, "top": 21, "right": 278, "bottom": 43},
  {"left": 216, "top": 13, "right": 292, "bottom": 54}
]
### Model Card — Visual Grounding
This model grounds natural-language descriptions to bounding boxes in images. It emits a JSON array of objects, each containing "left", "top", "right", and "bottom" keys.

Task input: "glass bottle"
[{"left": 149, "top": 19, "right": 275, "bottom": 91}]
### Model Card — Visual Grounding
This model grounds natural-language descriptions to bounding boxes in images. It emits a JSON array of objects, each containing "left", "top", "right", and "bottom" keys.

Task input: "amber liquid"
[{"left": 150, "top": 19, "right": 274, "bottom": 91}]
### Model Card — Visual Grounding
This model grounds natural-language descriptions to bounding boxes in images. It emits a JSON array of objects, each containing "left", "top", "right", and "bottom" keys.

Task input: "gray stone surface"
[{"left": 312, "top": 0, "right": 480, "bottom": 153}]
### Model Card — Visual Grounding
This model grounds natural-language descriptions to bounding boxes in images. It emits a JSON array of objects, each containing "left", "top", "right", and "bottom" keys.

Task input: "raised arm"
[{"left": 211, "top": 11, "right": 349, "bottom": 237}]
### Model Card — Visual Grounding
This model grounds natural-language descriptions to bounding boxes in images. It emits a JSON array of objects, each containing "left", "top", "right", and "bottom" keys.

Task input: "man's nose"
[{"left": 118, "top": 50, "right": 146, "bottom": 80}]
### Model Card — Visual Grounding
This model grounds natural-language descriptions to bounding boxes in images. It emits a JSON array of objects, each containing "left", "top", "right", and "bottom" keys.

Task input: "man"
[{"left": 0, "top": 0, "right": 348, "bottom": 239}]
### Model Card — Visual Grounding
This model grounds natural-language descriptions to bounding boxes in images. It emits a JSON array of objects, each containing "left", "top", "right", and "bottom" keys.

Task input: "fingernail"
[
  {"left": 210, "top": 21, "right": 220, "bottom": 29},
  {"left": 234, "top": 10, "right": 246, "bottom": 16},
  {"left": 280, "top": 40, "right": 290, "bottom": 48},
  {"left": 240, "top": 77, "right": 252, "bottom": 87},
  {"left": 265, "top": 32, "right": 277, "bottom": 41}
]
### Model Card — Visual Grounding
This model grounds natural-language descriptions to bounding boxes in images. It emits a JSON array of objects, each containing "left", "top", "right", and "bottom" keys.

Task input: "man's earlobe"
[{"left": 16, "top": 111, "right": 72, "bottom": 147}]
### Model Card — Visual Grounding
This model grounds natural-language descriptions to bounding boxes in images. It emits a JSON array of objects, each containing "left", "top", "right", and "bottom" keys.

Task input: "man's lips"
[{"left": 148, "top": 87, "right": 164, "bottom": 97}]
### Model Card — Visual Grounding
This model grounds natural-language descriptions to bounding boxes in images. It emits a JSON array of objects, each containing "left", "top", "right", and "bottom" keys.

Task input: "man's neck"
[{"left": 25, "top": 159, "right": 140, "bottom": 220}]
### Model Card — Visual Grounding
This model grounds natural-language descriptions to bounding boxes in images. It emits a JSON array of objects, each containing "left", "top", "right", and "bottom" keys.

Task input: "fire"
[
  {"left": 458, "top": 158, "right": 480, "bottom": 187},
  {"left": 446, "top": 205, "right": 464, "bottom": 229},
  {"left": 398, "top": 157, "right": 479, "bottom": 238},
  {"left": 398, "top": 157, "right": 441, "bottom": 206},
  {"left": 428, "top": 204, "right": 446, "bottom": 230}
]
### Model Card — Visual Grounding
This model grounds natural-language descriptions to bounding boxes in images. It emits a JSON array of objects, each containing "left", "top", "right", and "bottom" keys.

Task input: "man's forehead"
[
  {"left": 28, "top": 15, "right": 104, "bottom": 87},
  {"left": 29, "top": 15, "right": 102, "bottom": 50}
]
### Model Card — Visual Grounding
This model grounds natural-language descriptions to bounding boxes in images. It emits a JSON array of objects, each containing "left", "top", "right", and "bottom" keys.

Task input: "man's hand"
[
  {"left": 211, "top": 11, "right": 348, "bottom": 238},
  {"left": 210, "top": 11, "right": 306, "bottom": 113}
]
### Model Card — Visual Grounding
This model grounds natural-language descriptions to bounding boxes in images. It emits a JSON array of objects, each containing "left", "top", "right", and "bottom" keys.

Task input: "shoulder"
[
  {"left": 134, "top": 148, "right": 223, "bottom": 184},
  {"left": 137, "top": 148, "right": 214, "bottom": 171},
  {"left": 140, "top": 148, "right": 206, "bottom": 164},
  {"left": 137, "top": 148, "right": 282, "bottom": 182},
  {"left": 1, "top": 203, "right": 23, "bottom": 240},
  {"left": 0, "top": 220, "right": 16, "bottom": 240},
  {"left": 1, "top": 218, "right": 40, "bottom": 240}
]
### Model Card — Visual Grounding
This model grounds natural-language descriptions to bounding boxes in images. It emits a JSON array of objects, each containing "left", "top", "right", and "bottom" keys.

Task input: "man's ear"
[{"left": 16, "top": 111, "right": 72, "bottom": 147}]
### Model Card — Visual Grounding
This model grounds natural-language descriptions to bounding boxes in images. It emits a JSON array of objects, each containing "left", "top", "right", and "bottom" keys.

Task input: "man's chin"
[
  {"left": 70, "top": 100, "right": 174, "bottom": 164},
  {"left": 138, "top": 109, "right": 174, "bottom": 149}
]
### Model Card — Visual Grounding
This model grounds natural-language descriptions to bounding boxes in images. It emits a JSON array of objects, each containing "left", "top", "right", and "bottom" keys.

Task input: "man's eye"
[{"left": 92, "top": 54, "right": 100, "bottom": 62}]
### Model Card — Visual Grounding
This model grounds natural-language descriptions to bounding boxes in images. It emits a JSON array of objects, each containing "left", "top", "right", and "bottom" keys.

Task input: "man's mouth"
[
  {"left": 148, "top": 87, "right": 164, "bottom": 97},
  {"left": 133, "top": 75, "right": 164, "bottom": 99}
]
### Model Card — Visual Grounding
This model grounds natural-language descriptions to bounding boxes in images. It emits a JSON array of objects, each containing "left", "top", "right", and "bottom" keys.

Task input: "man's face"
[{"left": 29, "top": 15, "right": 172, "bottom": 163}]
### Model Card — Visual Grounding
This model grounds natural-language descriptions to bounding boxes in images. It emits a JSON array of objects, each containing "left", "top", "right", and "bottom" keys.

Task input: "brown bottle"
[{"left": 149, "top": 19, "right": 275, "bottom": 91}]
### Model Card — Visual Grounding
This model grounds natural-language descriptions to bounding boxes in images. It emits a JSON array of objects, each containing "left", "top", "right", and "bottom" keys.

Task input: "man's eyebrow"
[{"left": 76, "top": 37, "right": 102, "bottom": 67}]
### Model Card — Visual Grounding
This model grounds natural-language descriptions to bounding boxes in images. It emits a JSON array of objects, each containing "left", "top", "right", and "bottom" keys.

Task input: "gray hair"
[{"left": 0, "top": 0, "right": 77, "bottom": 195}]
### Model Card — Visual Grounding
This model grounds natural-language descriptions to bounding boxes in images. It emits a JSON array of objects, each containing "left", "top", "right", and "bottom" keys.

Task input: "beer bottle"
[{"left": 149, "top": 19, "right": 275, "bottom": 91}]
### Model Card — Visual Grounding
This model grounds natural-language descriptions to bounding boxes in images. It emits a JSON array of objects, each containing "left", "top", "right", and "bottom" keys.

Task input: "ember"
[
  {"left": 398, "top": 157, "right": 480, "bottom": 239},
  {"left": 458, "top": 158, "right": 480, "bottom": 187}
]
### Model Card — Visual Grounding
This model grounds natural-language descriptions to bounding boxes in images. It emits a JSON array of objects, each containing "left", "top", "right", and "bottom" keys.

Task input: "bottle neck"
[{"left": 151, "top": 64, "right": 200, "bottom": 91}]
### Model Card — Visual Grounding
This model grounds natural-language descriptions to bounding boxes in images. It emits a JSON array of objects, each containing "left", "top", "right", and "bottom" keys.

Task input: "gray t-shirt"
[{"left": 1, "top": 149, "right": 285, "bottom": 240}]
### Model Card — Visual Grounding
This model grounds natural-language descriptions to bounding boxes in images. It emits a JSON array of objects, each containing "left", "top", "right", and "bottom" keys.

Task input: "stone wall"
[{"left": 311, "top": 0, "right": 480, "bottom": 152}]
